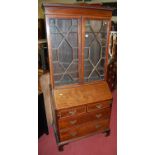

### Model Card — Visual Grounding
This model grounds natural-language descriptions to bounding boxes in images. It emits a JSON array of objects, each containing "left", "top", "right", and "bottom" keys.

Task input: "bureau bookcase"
[{"left": 43, "top": 3, "right": 113, "bottom": 151}]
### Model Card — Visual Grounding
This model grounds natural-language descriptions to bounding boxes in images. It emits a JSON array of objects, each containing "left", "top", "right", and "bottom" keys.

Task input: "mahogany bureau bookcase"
[{"left": 43, "top": 3, "right": 113, "bottom": 151}]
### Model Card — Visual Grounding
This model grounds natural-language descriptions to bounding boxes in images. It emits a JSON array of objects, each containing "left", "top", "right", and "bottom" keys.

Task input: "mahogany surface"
[
  {"left": 87, "top": 100, "right": 112, "bottom": 112},
  {"left": 57, "top": 106, "right": 86, "bottom": 118},
  {"left": 58, "top": 107, "right": 111, "bottom": 129},
  {"left": 43, "top": 3, "right": 113, "bottom": 151},
  {"left": 59, "top": 119, "right": 110, "bottom": 141},
  {"left": 54, "top": 81, "right": 112, "bottom": 109}
]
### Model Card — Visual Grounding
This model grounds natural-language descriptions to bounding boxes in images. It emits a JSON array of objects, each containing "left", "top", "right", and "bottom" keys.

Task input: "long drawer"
[
  {"left": 59, "top": 119, "right": 110, "bottom": 141},
  {"left": 58, "top": 107, "right": 111, "bottom": 130}
]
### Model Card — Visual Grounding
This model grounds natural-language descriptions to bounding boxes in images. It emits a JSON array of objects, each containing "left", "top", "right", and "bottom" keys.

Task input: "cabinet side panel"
[{"left": 45, "top": 16, "right": 54, "bottom": 88}]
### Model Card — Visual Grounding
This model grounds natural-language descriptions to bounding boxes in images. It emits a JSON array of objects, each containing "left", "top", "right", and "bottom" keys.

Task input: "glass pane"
[
  {"left": 70, "top": 26, "right": 78, "bottom": 32},
  {"left": 73, "top": 48, "right": 78, "bottom": 60},
  {"left": 84, "top": 48, "right": 89, "bottom": 59},
  {"left": 84, "top": 19, "right": 109, "bottom": 82},
  {"left": 57, "top": 19, "right": 72, "bottom": 32},
  {"left": 52, "top": 49, "right": 58, "bottom": 61},
  {"left": 90, "top": 40, "right": 101, "bottom": 66},
  {"left": 59, "top": 40, "right": 73, "bottom": 69},
  {"left": 85, "top": 33, "right": 94, "bottom": 47},
  {"left": 90, "top": 20, "right": 102, "bottom": 32},
  {"left": 89, "top": 71, "right": 100, "bottom": 80},
  {"left": 97, "top": 59, "right": 105, "bottom": 76},
  {"left": 84, "top": 60, "right": 93, "bottom": 79},
  {"left": 51, "top": 33, "right": 63, "bottom": 48},
  {"left": 53, "top": 62, "right": 64, "bottom": 74},
  {"left": 67, "top": 32, "right": 78, "bottom": 47},
  {"left": 49, "top": 18, "right": 79, "bottom": 86}
]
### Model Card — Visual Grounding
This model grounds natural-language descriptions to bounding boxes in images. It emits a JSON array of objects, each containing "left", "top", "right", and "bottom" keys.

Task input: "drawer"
[
  {"left": 59, "top": 119, "right": 110, "bottom": 142},
  {"left": 58, "top": 107, "right": 111, "bottom": 129},
  {"left": 57, "top": 106, "right": 86, "bottom": 118},
  {"left": 87, "top": 100, "right": 112, "bottom": 112}
]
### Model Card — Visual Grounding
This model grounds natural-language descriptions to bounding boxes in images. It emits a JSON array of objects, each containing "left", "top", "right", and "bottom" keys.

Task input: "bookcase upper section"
[{"left": 43, "top": 3, "right": 112, "bottom": 88}]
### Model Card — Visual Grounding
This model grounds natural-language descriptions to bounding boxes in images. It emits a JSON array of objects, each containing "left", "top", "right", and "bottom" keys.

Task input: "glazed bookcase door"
[
  {"left": 48, "top": 18, "right": 80, "bottom": 86},
  {"left": 83, "top": 19, "right": 110, "bottom": 82}
]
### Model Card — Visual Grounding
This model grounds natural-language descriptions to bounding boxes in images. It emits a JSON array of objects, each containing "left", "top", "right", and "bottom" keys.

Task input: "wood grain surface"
[
  {"left": 57, "top": 106, "right": 86, "bottom": 118},
  {"left": 43, "top": 3, "right": 113, "bottom": 149},
  {"left": 58, "top": 107, "right": 111, "bottom": 130},
  {"left": 54, "top": 81, "right": 112, "bottom": 109},
  {"left": 59, "top": 119, "right": 110, "bottom": 141}
]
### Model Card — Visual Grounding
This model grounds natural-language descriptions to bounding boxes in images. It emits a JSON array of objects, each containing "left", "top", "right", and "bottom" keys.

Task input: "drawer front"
[
  {"left": 87, "top": 100, "right": 112, "bottom": 112},
  {"left": 58, "top": 107, "right": 111, "bottom": 129},
  {"left": 60, "top": 119, "right": 110, "bottom": 142},
  {"left": 57, "top": 106, "right": 86, "bottom": 118}
]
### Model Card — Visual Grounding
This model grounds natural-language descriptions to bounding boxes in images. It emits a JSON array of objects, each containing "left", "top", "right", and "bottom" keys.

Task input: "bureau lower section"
[{"left": 54, "top": 100, "right": 112, "bottom": 147}]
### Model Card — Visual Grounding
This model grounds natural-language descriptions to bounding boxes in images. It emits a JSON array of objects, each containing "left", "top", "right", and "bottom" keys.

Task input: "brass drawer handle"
[
  {"left": 95, "top": 124, "right": 101, "bottom": 129},
  {"left": 95, "top": 113, "right": 102, "bottom": 119},
  {"left": 70, "top": 131, "right": 77, "bottom": 137},
  {"left": 96, "top": 104, "right": 103, "bottom": 109},
  {"left": 68, "top": 109, "right": 76, "bottom": 115},
  {"left": 69, "top": 120, "right": 77, "bottom": 125}
]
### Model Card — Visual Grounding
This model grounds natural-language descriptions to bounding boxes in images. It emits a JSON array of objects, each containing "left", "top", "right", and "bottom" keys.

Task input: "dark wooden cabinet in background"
[
  {"left": 38, "top": 93, "right": 48, "bottom": 138},
  {"left": 43, "top": 3, "right": 113, "bottom": 151}
]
